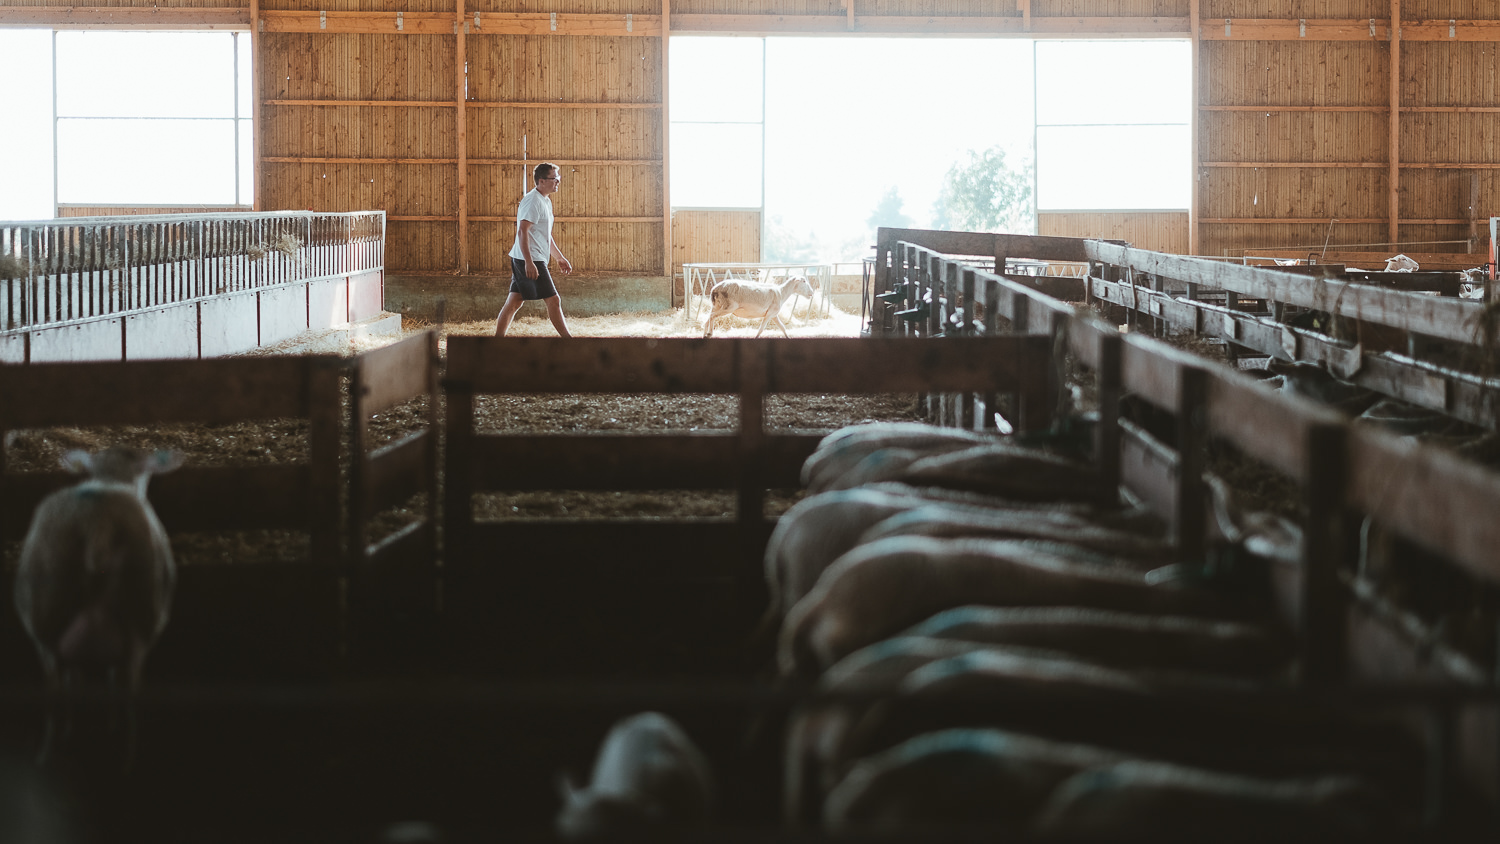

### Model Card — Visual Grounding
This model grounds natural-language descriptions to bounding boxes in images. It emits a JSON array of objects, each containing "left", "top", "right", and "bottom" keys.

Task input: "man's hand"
[
  {"left": 558, "top": 256, "right": 573, "bottom": 275},
  {"left": 525, "top": 260, "right": 539, "bottom": 279}
]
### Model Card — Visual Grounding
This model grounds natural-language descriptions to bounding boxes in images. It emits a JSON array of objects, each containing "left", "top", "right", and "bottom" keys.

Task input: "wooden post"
[
  {"left": 456, "top": 0, "right": 469, "bottom": 274},
  {"left": 251, "top": 0, "right": 262, "bottom": 211},
  {"left": 1095, "top": 332, "right": 1122, "bottom": 505},
  {"left": 960, "top": 266, "right": 977, "bottom": 428},
  {"left": 308, "top": 357, "right": 343, "bottom": 564},
  {"left": 1189, "top": 0, "right": 1200, "bottom": 256},
  {"left": 1389, "top": 0, "right": 1401, "bottom": 249},
  {"left": 1301, "top": 422, "right": 1350, "bottom": 684},
  {"left": 443, "top": 372, "right": 475, "bottom": 570},
  {"left": 661, "top": 0, "right": 672, "bottom": 277},
  {"left": 737, "top": 340, "right": 768, "bottom": 567},
  {"left": 1175, "top": 366, "right": 1208, "bottom": 562}
]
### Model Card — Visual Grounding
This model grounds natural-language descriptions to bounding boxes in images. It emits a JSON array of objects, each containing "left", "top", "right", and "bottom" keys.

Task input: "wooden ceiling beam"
[
  {"left": 0, "top": 7, "right": 248, "bottom": 29},
  {"left": 258, "top": 11, "right": 662, "bottom": 36},
  {"left": 1200, "top": 18, "right": 1500, "bottom": 42},
  {"left": 673, "top": 15, "right": 1187, "bottom": 37}
]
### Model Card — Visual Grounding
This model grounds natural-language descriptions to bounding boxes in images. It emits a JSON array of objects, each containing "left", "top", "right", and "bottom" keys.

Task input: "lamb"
[
  {"left": 555, "top": 711, "right": 716, "bottom": 839},
  {"left": 14, "top": 446, "right": 182, "bottom": 766},
  {"left": 702, "top": 274, "right": 815, "bottom": 338}
]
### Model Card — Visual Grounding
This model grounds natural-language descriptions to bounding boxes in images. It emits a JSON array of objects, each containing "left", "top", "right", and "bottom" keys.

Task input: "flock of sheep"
[
  {"left": 10, "top": 419, "right": 1426, "bottom": 839},
  {"left": 555, "top": 421, "right": 1421, "bottom": 840}
]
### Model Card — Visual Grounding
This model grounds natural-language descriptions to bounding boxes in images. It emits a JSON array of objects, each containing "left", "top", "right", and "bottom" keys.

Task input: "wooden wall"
[
  {"left": 6, "top": 0, "right": 1500, "bottom": 272},
  {"left": 1197, "top": 1, "right": 1498, "bottom": 261},
  {"left": 670, "top": 209, "right": 760, "bottom": 274},
  {"left": 1039, "top": 211, "right": 1189, "bottom": 255}
]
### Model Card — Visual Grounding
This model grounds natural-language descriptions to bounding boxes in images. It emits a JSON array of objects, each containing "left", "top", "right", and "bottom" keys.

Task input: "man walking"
[{"left": 496, "top": 162, "right": 574, "bottom": 336}]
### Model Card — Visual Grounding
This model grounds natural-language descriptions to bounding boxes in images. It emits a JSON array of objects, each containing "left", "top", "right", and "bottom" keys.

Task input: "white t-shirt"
[{"left": 508, "top": 188, "right": 554, "bottom": 262}]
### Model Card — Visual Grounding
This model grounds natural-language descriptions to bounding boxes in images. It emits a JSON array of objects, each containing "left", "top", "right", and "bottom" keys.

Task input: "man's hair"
[{"left": 534, "top": 162, "right": 558, "bottom": 184}]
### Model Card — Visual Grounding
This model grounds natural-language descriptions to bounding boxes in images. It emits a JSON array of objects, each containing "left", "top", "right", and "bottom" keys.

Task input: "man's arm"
[
  {"left": 518, "top": 220, "right": 538, "bottom": 278},
  {"left": 550, "top": 235, "right": 572, "bottom": 274}
]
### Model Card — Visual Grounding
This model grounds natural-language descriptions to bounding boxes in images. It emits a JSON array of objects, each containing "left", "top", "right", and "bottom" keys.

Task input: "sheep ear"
[
  {"left": 60, "top": 450, "right": 92, "bottom": 474},
  {"left": 555, "top": 771, "right": 584, "bottom": 805},
  {"left": 150, "top": 450, "right": 185, "bottom": 474}
]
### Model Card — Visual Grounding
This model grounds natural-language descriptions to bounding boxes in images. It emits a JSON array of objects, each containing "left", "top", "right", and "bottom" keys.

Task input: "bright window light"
[
  {"left": 52, "top": 30, "right": 252, "bottom": 207},
  {"left": 1037, "top": 125, "right": 1190, "bottom": 209},
  {"left": 670, "top": 37, "right": 763, "bottom": 123},
  {"left": 58, "top": 119, "right": 238, "bottom": 205},
  {"left": 1035, "top": 40, "right": 1191, "bottom": 210},
  {"left": 669, "top": 123, "right": 763, "bottom": 208},
  {"left": 0, "top": 30, "right": 55, "bottom": 220},
  {"left": 669, "top": 37, "right": 765, "bottom": 208}
]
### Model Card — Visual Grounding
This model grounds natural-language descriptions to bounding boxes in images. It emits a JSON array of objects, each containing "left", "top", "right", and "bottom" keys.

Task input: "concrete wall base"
[
  {"left": 3, "top": 270, "right": 389, "bottom": 363},
  {"left": 385, "top": 274, "right": 671, "bottom": 322}
]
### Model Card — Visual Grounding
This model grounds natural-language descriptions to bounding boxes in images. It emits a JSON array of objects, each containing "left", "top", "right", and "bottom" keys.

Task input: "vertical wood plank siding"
[
  {"left": 670, "top": 209, "right": 762, "bottom": 274},
  {"left": 1038, "top": 212, "right": 1189, "bottom": 255}
]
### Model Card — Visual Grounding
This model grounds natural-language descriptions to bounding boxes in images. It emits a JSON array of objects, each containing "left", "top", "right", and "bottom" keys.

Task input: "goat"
[{"left": 703, "top": 275, "right": 816, "bottom": 338}]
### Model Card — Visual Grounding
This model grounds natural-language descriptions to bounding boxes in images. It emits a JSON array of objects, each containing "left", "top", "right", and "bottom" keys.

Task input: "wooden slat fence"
[
  {"left": 878, "top": 228, "right": 1500, "bottom": 806},
  {"left": 0, "top": 354, "right": 346, "bottom": 679}
]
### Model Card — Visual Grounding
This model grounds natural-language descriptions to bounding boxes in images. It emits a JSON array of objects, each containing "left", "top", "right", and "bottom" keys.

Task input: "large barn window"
[
  {"left": 53, "top": 31, "right": 253, "bottom": 207},
  {"left": 0, "top": 30, "right": 55, "bottom": 220},
  {"left": 1034, "top": 40, "right": 1191, "bottom": 210},
  {"left": 668, "top": 37, "right": 764, "bottom": 209}
]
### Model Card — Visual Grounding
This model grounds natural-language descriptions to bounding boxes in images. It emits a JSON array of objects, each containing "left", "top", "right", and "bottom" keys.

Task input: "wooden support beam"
[
  {"left": 1198, "top": 217, "right": 1468, "bottom": 225},
  {"left": 262, "top": 157, "right": 660, "bottom": 165},
  {"left": 1203, "top": 161, "right": 1386, "bottom": 168},
  {"left": 1206, "top": 161, "right": 1500, "bottom": 170},
  {"left": 256, "top": 11, "right": 661, "bottom": 36},
  {"left": 661, "top": 0, "right": 672, "bottom": 278},
  {"left": 250, "top": 0, "right": 261, "bottom": 212},
  {"left": 0, "top": 7, "right": 249, "bottom": 28},
  {"left": 264, "top": 100, "right": 660, "bottom": 108},
  {"left": 1189, "top": 0, "right": 1200, "bottom": 257},
  {"left": 671, "top": 14, "right": 1187, "bottom": 37},
  {"left": 468, "top": 102, "right": 662, "bottom": 109},
  {"left": 1204, "top": 105, "right": 1500, "bottom": 113},
  {"left": 1390, "top": 1, "right": 1402, "bottom": 249},
  {"left": 456, "top": 0, "right": 468, "bottom": 275},
  {"left": 1200, "top": 17, "right": 1500, "bottom": 41}
]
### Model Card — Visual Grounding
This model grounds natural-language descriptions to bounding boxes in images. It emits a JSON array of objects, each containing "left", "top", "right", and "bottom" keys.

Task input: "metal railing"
[{"left": 0, "top": 210, "right": 385, "bottom": 333}]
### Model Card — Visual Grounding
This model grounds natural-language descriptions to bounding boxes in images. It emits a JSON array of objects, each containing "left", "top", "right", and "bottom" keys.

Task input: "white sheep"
[
  {"left": 555, "top": 711, "right": 716, "bottom": 839},
  {"left": 702, "top": 275, "right": 816, "bottom": 338},
  {"left": 14, "top": 446, "right": 183, "bottom": 765}
]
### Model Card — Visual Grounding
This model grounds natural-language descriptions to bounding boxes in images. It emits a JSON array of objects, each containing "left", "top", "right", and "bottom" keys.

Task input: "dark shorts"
[{"left": 510, "top": 258, "right": 558, "bottom": 300}]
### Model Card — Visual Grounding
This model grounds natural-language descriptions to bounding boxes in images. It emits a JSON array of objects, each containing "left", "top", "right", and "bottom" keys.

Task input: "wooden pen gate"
[{"left": 439, "top": 335, "right": 1052, "bottom": 676}]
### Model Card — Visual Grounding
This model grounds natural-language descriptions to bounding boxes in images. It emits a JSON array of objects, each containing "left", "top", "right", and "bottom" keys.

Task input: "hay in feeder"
[
  {"left": 0, "top": 253, "right": 27, "bottom": 278},
  {"left": 272, "top": 233, "right": 303, "bottom": 258}
]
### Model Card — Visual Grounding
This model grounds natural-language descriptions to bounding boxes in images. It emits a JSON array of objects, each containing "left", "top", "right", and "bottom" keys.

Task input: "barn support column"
[
  {"left": 1189, "top": 0, "right": 1200, "bottom": 256},
  {"left": 251, "top": 0, "right": 262, "bottom": 211},
  {"left": 1389, "top": 0, "right": 1402, "bottom": 248},
  {"left": 660, "top": 0, "right": 672, "bottom": 277},
  {"left": 456, "top": 0, "right": 469, "bottom": 274}
]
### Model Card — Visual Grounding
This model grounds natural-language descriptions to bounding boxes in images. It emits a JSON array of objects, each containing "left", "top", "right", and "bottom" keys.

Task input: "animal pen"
[
  {"left": 0, "top": 226, "right": 1498, "bottom": 838},
  {"left": 0, "top": 210, "right": 387, "bottom": 363}
]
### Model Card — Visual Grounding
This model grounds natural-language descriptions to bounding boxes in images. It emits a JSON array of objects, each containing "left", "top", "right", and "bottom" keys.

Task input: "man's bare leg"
[
  {"left": 543, "top": 295, "right": 572, "bottom": 338},
  {"left": 495, "top": 292, "right": 526, "bottom": 336}
]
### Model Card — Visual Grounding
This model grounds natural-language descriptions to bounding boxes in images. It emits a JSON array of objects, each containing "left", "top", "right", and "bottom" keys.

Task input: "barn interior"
[{"left": 3, "top": 2, "right": 1500, "bottom": 843}]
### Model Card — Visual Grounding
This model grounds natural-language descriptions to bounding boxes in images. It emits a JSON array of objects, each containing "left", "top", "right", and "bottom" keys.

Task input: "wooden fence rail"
[{"left": 874, "top": 228, "right": 1500, "bottom": 805}]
